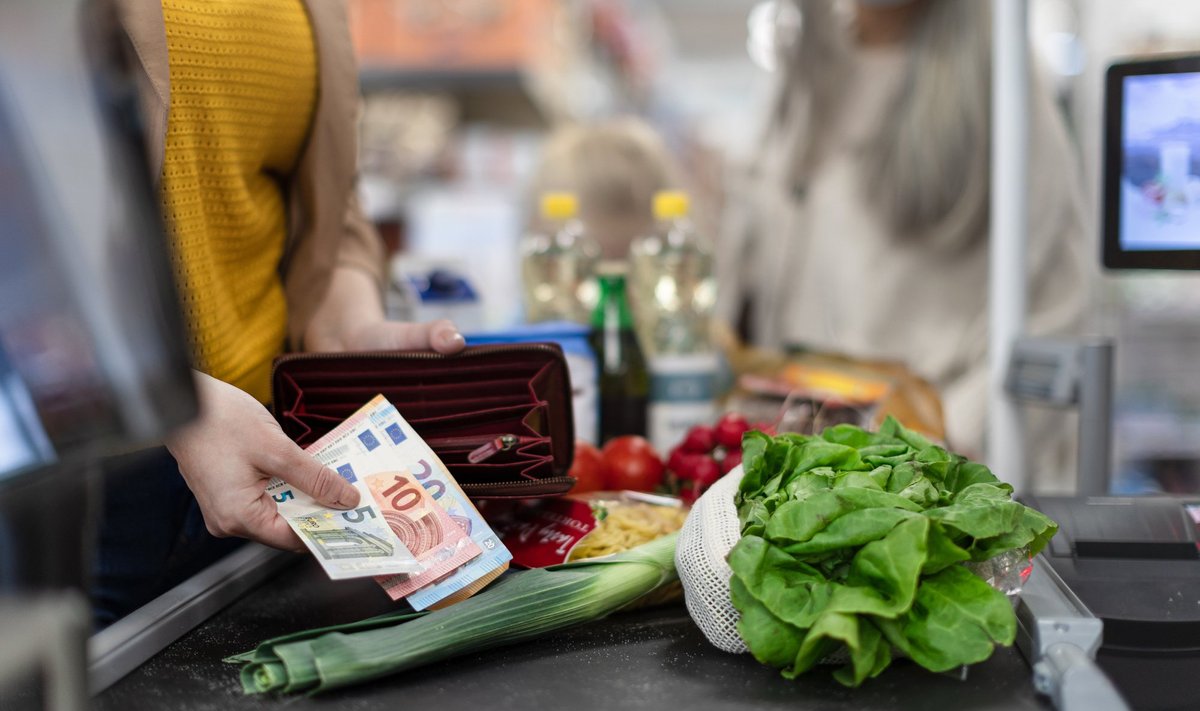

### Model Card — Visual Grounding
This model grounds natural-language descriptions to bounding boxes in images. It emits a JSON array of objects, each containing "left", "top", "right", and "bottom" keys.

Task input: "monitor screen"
[
  {"left": 0, "top": 0, "right": 197, "bottom": 483},
  {"left": 1104, "top": 55, "right": 1200, "bottom": 269}
]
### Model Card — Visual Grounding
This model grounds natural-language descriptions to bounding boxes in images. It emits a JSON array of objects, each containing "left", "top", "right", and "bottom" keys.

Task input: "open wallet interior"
[{"left": 271, "top": 343, "right": 576, "bottom": 499}]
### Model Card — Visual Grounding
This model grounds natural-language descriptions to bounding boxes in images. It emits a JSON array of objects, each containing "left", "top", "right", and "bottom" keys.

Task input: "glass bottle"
[
  {"left": 589, "top": 262, "right": 649, "bottom": 442},
  {"left": 628, "top": 191, "right": 718, "bottom": 453}
]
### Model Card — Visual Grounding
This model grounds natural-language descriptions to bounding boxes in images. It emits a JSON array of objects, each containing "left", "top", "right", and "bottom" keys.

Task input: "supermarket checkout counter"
[
  {"left": 96, "top": 486, "right": 1200, "bottom": 711},
  {"left": 0, "top": 4, "right": 1191, "bottom": 707},
  {"left": 0, "top": 3, "right": 1051, "bottom": 707},
  {"left": 93, "top": 549, "right": 1050, "bottom": 711}
]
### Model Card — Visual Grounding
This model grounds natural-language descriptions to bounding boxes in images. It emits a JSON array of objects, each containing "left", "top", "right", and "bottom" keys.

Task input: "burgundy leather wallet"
[{"left": 271, "top": 343, "right": 577, "bottom": 499}]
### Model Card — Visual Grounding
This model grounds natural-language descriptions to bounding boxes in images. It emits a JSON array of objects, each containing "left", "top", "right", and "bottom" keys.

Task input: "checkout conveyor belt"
[{"left": 93, "top": 555, "right": 1052, "bottom": 711}]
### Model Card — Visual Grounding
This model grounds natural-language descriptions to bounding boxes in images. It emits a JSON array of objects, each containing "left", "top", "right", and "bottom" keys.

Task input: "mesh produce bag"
[{"left": 675, "top": 465, "right": 747, "bottom": 654}]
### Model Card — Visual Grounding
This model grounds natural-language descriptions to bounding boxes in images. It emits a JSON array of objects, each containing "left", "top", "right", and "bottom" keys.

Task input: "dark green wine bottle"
[{"left": 589, "top": 264, "right": 649, "bottom": 442}]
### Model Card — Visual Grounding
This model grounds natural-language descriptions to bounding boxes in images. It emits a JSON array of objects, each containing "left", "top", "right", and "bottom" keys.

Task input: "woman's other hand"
[
  {"left": 304, "top": 266, "right": 466, "bottom": 354},
  {"left": 341, "top": 318, "right": 465, "bottom": 354}
]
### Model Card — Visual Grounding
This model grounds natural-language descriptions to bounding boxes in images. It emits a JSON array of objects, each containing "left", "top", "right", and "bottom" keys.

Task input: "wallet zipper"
[
  {"left": 458, "top": 476, "right": 576, "bottom": 496},
  {"left": 426, "top": 433, "right": 528, "bottom": 447},
  {"left": 426, "top": 434, "right": 541, "bottom": 463},
  {"left": 428, "top": 434, "right": 574, "bottom": 495}
]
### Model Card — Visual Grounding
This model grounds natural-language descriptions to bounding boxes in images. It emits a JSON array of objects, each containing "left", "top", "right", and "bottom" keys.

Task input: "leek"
[{"left": 235, "top": 531, "right": 679, "bottom": 695}]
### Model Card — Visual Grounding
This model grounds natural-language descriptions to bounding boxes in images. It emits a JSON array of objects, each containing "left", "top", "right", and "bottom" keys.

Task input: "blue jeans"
[{"left": 91, "top": 447, "right": 242, "bottom": 629}]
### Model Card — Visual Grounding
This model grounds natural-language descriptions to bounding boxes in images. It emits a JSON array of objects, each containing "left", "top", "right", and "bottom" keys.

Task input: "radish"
[
  {"left": 680, "top": 425, "right": 717, "bottom": 454},
  {"left": 714, "top": 413, "right": 751, "bottom": 449}
]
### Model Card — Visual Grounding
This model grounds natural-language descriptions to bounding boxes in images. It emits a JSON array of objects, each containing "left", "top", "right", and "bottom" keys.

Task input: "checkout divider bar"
[
  {"left": 1016, "top": 555, "right": 1129, "bottom": 711},
  {"left": 88, "top": 542, "right": 294, "bottom": 695}
]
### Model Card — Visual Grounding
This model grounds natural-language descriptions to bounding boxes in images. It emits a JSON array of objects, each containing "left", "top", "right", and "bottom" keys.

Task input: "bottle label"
[{"left": 647, "top": 353, "right": 718, "bottom": 454}]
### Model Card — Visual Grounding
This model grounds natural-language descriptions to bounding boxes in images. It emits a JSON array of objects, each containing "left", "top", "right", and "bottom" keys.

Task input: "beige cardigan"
[{"left": 107, "top": 0, "right": 385, "bottom": 350}]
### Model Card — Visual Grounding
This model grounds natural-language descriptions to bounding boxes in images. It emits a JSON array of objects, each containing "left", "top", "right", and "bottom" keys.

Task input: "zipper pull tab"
[{"left": 467, "top": 434, "right": 519, "bottom": 463}]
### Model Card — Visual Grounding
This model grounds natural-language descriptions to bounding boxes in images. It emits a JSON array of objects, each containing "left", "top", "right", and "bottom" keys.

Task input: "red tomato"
[
  {"left": 569, "top": 441, "right": 608, "bottom": 494},
  {"left": 601, "top": 435, "right": 665, "bottom": 492}
]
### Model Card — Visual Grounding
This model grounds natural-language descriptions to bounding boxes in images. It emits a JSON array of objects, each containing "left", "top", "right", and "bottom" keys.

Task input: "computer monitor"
[
  {"left": 0, "top": 0, "right": 197, "bottom": 486},
  {"left": 1104, "top": 54, "right": 1200, "bottom": 270}
]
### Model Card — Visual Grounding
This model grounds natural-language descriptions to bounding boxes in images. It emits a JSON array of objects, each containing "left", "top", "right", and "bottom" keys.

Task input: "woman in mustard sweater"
[{"left": 95, "top": 0, "right": 461, "bottom": 622}]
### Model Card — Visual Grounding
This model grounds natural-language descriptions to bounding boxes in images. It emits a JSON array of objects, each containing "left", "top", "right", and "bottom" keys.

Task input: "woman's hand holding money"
[{"left": 166, "top": 371, "right": 361, "bottom": 550}]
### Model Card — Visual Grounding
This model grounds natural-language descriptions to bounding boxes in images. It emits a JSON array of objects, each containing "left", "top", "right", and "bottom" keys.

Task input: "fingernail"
[{"left": 450, "top": 332, "right": 465, "bottom": 346}]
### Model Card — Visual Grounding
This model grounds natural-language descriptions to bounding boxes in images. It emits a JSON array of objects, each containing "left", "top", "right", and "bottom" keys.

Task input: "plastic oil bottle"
[
  {"left": 519, "top": 192, "right": 600, "bottom": 324},
  {"left": 629, "top": 190, "right": 719, "bottom": 453}
]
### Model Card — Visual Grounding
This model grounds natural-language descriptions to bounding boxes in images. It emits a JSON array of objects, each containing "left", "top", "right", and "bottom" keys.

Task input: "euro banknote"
[
  {"left": 358, "top": 396, "right": 513, "bottom": 610},
  {"left": 364, "top": 457, "right": 482, "bottom": 596},
  {"left": 306, "top": 405, "right": 482, "bottom": 583},
  {"left": 266, "top": 403, "right": 423, "bottom": 580}
]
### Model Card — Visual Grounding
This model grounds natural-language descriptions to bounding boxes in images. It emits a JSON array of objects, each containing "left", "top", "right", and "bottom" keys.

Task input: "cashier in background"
[
  {"left": 93, "top": 0, "right": 464, "bottom": 626},
  {"left": 716, "top": 0, "right": 1091, "bottom": 487}
]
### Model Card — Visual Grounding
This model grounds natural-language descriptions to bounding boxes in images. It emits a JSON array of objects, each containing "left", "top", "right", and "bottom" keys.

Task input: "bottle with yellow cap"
[
  {"left": 629, "top": 190, "right": 719, "bottom": 453},
  {"left": 519, "top": 192, "right": 600, "bottom": 324}
]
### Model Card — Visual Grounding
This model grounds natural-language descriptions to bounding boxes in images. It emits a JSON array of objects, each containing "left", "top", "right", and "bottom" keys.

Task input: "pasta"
[
  {"left": 566, "top": 498, "right": 689, "bottom": 609},
  {"left": 568, "top": 501, "right": 689, "bottom": 562}
]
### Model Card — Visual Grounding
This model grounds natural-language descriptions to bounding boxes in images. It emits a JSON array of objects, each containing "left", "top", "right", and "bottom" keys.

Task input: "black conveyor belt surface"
[{"left": 96, "top": 557, "right": 1050, "bottom": 711}]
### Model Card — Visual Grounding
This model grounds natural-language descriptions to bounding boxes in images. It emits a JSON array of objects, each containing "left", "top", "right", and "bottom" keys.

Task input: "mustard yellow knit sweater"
[{"left": 160, "top": 0, "right": 317, "bottom": 403}]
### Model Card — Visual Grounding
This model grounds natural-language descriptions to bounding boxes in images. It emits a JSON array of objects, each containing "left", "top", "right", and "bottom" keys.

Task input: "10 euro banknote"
[
  {"left": 363, "top": 452, "right": 483, "bottom": 595},
  {"left": 270, "top": 394, "right": 513, "bottom": 608}
]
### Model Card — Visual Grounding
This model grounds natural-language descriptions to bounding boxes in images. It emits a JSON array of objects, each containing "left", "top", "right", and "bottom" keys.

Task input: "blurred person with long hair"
[{"left": 717, "top": 0, "right": 1090, "bottom": 486}]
